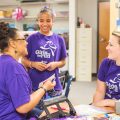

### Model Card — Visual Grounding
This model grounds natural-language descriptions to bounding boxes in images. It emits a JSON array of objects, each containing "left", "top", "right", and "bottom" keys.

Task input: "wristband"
[{"left": 40, "top": 86, "right": 47, "bottom": 93}]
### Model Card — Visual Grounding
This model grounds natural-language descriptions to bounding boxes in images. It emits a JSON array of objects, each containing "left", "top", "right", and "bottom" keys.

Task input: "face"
[
  {"left": 37, "top": 12, "right": 53, "bottom": 35},
  {"left": 106, "top": 35, "right": 120, "bottom": 61},
  {"left": 15, "top": 31, "right": 28, "bottom": 57}
]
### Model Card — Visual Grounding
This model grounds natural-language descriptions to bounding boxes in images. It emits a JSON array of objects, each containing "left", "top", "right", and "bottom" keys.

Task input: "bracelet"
[{"left": 39, "top": 86, "right": 47, "bottom": 93}]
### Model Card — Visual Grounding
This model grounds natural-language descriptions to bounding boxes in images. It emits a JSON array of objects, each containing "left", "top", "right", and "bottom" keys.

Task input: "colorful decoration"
[{"left": 12, "top": 7, "right": 23, "bottom": 21}]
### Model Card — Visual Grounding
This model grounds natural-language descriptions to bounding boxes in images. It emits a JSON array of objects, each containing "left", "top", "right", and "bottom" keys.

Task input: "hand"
[
  {"left": 32, "top": 61, "right": 47, "bottom": 71},
  {"left": 46, "top": 62, "right": 58, "bottom": 71},
  {"left": 43, "top": 80, "right": 56, "bottom": 91}
]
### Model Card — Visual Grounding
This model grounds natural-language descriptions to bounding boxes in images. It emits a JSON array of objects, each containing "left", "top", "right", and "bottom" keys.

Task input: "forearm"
[
  {"left": 93, "top": 91, "right": 105, "bottom": 103},
  {"left": 55, "top": 59, "right": 66, "bottom": 68},
  {"left": 93, "top": 99, "right": 116, "bottom": 107},
  {"left": 93, "top": 80, "right": 106, "bottom": 103},
  {"left": 16, "top": 88, "right": 45, "bottom": 113}
]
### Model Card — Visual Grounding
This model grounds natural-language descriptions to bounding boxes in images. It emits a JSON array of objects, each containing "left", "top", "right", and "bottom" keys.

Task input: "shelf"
[
  {"left": 21, "top": 31, "right": 37, "bottom": 35},
  {"left": 0, "top": 1, "right": 68, "bottom": 7},
  {"left": 25, "top": 15, "right": 68, "bottom": 20},
  {"left": 20, "top": 1, "right": 69, "bottom": 5},
  {"left": 0, "top": 16, "right": 68, "bottom": 22},
  {"left": 0, "top": 18, "right": 14, "bottom": 22}
]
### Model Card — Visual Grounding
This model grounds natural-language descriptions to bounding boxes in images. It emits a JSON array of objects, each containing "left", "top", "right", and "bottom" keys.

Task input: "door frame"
[{"left": 97, "top": 0, "right": 110, "bottom": 72}]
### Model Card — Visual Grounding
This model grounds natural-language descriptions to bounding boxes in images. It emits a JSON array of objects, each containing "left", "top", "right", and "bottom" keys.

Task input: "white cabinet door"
[{"left": 76, "top": 28, "right": 92, "bottom": 81}]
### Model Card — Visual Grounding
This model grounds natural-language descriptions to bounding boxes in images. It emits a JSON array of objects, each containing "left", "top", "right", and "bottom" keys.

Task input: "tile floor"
[{"left": 68, "top": 78, "right": 97, "bottom": 106}]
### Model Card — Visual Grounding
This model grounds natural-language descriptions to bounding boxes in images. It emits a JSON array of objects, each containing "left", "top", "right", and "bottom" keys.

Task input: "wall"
[
  {"left": 77, "top": 0, "right": 97, "bottom": 73},
  {"left": 110, "top": 0, "right": 118, "bottom": 34}
]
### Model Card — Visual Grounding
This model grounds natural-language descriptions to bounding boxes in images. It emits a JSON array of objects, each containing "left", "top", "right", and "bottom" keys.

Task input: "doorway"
[{"left": 97, "top": 0, "right": 110, "bottom": 69}]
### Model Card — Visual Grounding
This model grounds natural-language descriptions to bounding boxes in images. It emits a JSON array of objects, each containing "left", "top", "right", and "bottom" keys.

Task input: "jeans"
[{"left": 26, "top": 99, "right": 43, "bottom": 119}]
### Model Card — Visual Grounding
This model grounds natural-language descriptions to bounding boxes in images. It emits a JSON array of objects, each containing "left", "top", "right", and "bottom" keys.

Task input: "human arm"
[
  {"left": 22, "top": 57, "right": 47, "bottom": 71},
  {"left": 92, "top": 79, "right": 116, "bottom": 107},
  {"left": 92, "top": 99, "right": 116, "bottom": 107},
  {"left": 93, "top": 79, "right": 106, "bottom": 103},
  {"left": 16, "top": 80, "right": 56, "bottom": 114},
  {"left": 46, "top": 58, "right": 66, "bottom": 71}
]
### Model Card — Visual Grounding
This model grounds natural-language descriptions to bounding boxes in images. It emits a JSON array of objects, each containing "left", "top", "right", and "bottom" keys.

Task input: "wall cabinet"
[{"left": 76, "top": 28, "right": 92, "bottom": 81}]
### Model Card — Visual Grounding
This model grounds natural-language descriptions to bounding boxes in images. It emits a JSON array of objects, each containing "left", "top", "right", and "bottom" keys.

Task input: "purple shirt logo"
[{"left": 40, "top": 41, "right": 57, "bottom": 56}]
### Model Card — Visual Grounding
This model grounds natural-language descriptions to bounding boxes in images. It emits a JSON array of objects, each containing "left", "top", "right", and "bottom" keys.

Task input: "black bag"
[{"left": 38, "top": 95, "right": 76, "bottom": 120}]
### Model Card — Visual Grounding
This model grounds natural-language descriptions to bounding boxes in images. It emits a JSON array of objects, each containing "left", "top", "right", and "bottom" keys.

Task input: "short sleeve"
[
  {"left": 6, "top": 64, "right": 31, "bottom": 108},
  {"left": 26, "top": 35, "right": 33, "bottom": 59},
  {"left": 59, "top": 36, "right": 67, "bottom": 59},
  {"left": 97, "top": 58, "right": 110, "bottom": 82}
]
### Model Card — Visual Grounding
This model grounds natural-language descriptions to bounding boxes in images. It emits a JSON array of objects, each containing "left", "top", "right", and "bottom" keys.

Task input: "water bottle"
[{"left": 116, "top": 19, "right": 120, "bottom": 32}]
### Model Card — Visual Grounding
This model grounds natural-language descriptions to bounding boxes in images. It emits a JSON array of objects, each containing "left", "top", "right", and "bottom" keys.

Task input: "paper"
[
  {"left": 52, "top": 116, "right": 94, "bottom": 120},
  {"left": 74, "top": 104, "right": 107, "bottom": 116},
  {"left": 39, "top": 74, "right": 55, "bottom": 87}
]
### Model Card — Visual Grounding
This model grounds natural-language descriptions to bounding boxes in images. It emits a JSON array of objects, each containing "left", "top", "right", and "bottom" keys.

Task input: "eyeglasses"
[{"left": 16, "top": 38, "right": 26, "bottom": 41}]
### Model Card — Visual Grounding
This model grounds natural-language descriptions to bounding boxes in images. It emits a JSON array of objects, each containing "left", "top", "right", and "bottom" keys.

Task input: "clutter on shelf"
[
  {"left": 23, "top": 24, "right": 39, "bottom": 31},
  {"left": 56, "top": 11, "right": 69, "bottom": 18},
  {"left": 77, "top": 17, "right": 91, "bottom": 28},
  {"left": 0, "top": 7, "right": 28, "bottom": 21},
  {"left": 12, "top": 7, "right": 28, "bottom": 21},
  {"left": 0, "top": 9, "right": 13, "bottom": 18},
  {"left": 53, "top": 28, "right": 69, "bottom": 50}
]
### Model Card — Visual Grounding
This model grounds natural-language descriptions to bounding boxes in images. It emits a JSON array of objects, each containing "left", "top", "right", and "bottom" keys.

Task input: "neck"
[
  {"left": 3, "top": 50, "right": 19, "bottom": 61},
  {"left": 116, "top": 60, "right": 120, "bottom": 66},
  {"left": 40, "top": 31, "right": 53, "bottom": 36}
]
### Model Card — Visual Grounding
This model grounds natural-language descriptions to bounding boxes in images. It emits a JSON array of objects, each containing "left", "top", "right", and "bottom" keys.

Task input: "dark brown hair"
[
  {"left": 0, "top": 22, "right": 18, "bottom": 52},
  {"left": 37, "top": 6, "right": 55, "bottom": 20}
]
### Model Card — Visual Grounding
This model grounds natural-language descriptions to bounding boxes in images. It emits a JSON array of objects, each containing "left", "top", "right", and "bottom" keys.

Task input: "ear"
[{"left": 9, "top": 40, "right": 17, "bottom": 49}]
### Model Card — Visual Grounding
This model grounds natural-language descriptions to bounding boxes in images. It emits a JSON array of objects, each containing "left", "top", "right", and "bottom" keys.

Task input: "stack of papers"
[{"left": 74, "top": 104, "right": 107, "bottom": 116}]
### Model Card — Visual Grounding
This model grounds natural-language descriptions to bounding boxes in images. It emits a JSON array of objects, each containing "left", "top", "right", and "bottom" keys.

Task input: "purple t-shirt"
[
  {"left": 27, "top": 32, "right": 67, "bottom": 91},
  {"left": 0, "top": 55, "right": 32, "bottom": 120},
  {"left": 98, "top": 58, "right": 120, "bottom": 99}
]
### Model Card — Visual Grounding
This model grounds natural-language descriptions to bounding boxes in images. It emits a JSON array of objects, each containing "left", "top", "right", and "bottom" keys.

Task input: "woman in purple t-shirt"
[
  {"left": 0, "top": 22, "right": 55, "bottom": 120},
  {"left": 93, "top": 31, "right": 120, "bottom": 108},
  {"left": 23, "top": 7, "right": 67, "bottom": 96}
]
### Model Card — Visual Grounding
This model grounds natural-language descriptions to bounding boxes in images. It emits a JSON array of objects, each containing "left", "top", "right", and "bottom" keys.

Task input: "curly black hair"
[{"left": 0, "top": 22, "right": 17, "bottom": 52}]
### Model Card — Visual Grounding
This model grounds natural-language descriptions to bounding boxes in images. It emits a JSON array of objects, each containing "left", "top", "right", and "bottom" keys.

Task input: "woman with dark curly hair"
[{"left": 0, "top": 22, "right": 55, "bottom": 120}]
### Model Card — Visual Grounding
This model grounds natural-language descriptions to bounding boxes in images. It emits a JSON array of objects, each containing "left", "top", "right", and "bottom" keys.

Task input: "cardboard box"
[{"left": 4, "top": 9, "right": 13, "bottom": 18}]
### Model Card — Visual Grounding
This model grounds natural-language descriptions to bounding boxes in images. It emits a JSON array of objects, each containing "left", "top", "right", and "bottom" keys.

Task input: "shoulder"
[
  {"left": 99, "top": 58, "right": 114, "bottom": 74},
  {"left": 97, "top": 58, "right": 114, "bottom": 81},
  {"left": 27, "top": 32, "right": 40, "bottom": 42},
  {"left": 53, "top": 33, "right": 64, "bottom": 41},
  {"left": 101, "top": 58, "right": 114, "bottom": 66},
  {"left": 6, "top": 59, "right": 26, "bottom": 75}
]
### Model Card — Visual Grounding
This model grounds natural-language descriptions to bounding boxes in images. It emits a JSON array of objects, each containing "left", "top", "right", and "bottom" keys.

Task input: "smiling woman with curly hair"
[{"left": 0, "top": 22, "right": 55, "bottom": 120}]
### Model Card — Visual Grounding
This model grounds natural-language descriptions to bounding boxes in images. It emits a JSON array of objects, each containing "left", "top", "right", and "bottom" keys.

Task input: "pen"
[{"left": 104, "top": 113, "right": 109, "bottom": 118}]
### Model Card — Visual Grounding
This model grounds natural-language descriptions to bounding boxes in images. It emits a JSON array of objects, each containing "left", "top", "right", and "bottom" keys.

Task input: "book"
[{"left": 74, "top": 104, "right": 107, "bottom": 116}]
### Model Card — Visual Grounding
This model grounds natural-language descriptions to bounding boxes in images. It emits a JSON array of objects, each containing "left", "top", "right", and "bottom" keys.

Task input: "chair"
[
  {"left": 64, "top": 75, "right": 73, "bottom": 97},
  {"left": 59, "top": 71, "right": 73, "bottom": 97},
  {"left": 38, "top": 72, "right": 75, "bottom": 120}
]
